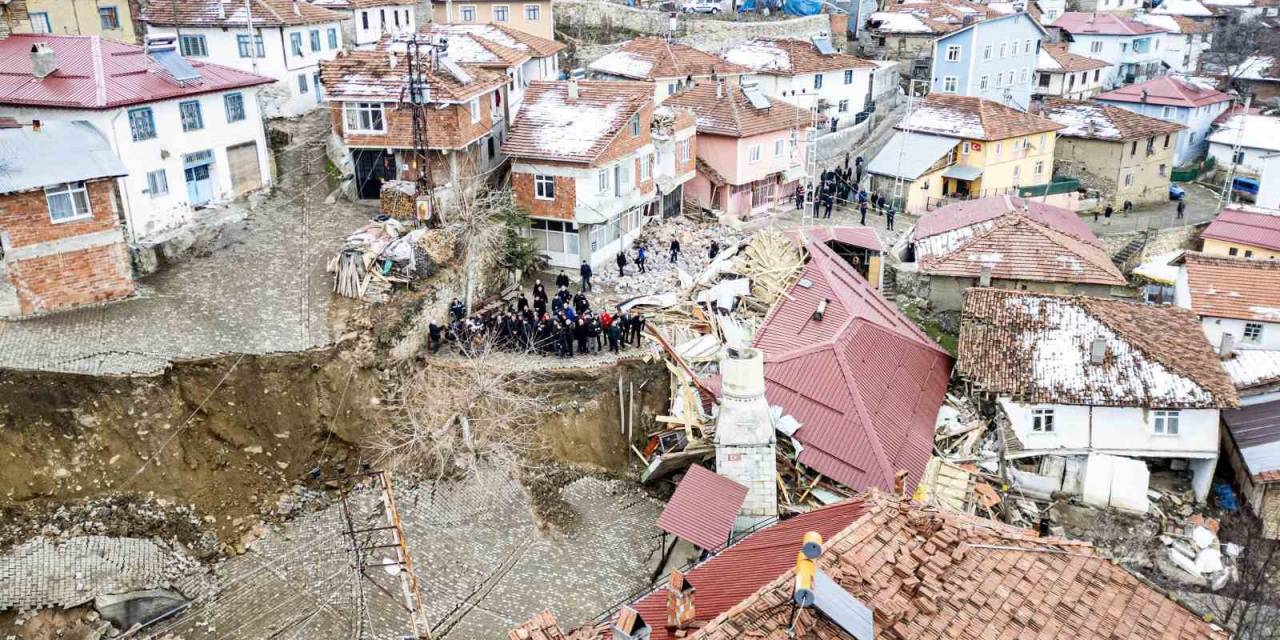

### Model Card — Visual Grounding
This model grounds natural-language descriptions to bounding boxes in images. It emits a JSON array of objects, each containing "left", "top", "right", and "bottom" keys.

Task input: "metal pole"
[{"left": 1220, "top": 93, "right": 1251, "bottom": 210}]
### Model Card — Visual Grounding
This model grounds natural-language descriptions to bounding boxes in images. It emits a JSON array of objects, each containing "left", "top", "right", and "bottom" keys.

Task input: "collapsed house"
[
  {"left": 509, "top": 492, "right": 1227, "bottom": 640},
  {"left": 900, "top": 196, "right": 1126, "bottom": 311},
  {"left": 956, "top": 288, "right": 1239, "bottom": 507}
]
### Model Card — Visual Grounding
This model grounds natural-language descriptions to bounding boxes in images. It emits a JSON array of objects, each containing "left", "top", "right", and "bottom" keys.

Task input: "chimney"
[
  {"left": 1089, "top": 336, "right": 1107, "bottom": 365},
  {"left": 716, "top": 347, "right": 778, "bottom": 530},
  {"left": 894, "top": 470, "right": 910, "bottom": 497},
  {"left": 715, "top": 78, "right": 724, "bottom": 99},
  {"left": 978, "top": 264, "right": 992, "bottom": 287},
  {"left": 567, "top": 77, "right": 579, "bottom": 101},
  {"left": 812, "top": 298, "right": 829, "bottom": 321},
  {"left": 293, "top": 0, "right": 302, "bottom": 16},
  {"left": 217, "top": 1, "right": 226, "bottom": 19},
  {"left": 29, "top": 43, "right": 57, "bottom": 79},
  {"left": 1219, "top": 333, "right": 1235, "bottom": 360},
  {"left": 665, "top": 571, "right": 696, "bottom": 630},
  {"left": 611, "top": 607, "right": 650, "bottom": 640}
]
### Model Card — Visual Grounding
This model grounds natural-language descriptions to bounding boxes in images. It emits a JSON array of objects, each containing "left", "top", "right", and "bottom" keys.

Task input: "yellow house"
[
  {"left": 866, "top": 95, "right": 1062, "bottom": 213},
  {"left": 430, "top": 0, "right": 553, "bottom": 39},
  {"left": 22, "top": 0, "right": 138, "bottom": 43},
  {"left": 1200, "top": 206, "right": 1280, "bottom": 261}
]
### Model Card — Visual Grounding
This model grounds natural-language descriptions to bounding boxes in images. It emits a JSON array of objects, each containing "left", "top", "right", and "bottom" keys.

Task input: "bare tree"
[
  {"left": 371, "top": 337, "right": 553, "bottom": 478},
  {"left": 1203, "top": 513, "right": 1280, "bottom": 640},
  {"left": 1202, "top": 17, "right": 1280, "bottom": 92}
]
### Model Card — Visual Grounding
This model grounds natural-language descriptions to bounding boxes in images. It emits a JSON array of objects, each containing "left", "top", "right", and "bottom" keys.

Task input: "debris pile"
[
  {"left": 1161, "top": 511, "right": 1238, "bottom": 589},
  {"left": 328, "top": 218, "right": 438, "bottom": 302},
  {"left": 594, "top": 217, "right": 746, "bottom": 297},
  {"left": 379, "top": 180, "right": 427, "bottom": 222}
]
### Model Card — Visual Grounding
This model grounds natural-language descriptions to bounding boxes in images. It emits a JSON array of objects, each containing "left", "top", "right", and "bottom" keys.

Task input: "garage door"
[{"left": 227, "top": 142, "right": 262, "bottom": 196}]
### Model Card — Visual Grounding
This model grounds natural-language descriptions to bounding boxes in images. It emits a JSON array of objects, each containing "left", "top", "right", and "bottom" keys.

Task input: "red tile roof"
[
  {"left": 753, "top": 239, "right": 952, "bottom": 493},
  {"left": 921, "top": 214, "right": 1126, "bottom": 287},
  {"left": 1038, "top": 43, "right": 1111, "bottom": 73},
  {"left": 0, "top": 34, "right": 274, "bottom": 110},
  {"left": 912, "top": 196, "right": 1097, "bottom": 245},
  {"left": 318, "top": 35, "right": 507, "bottom": 102},
  {"left": 142, "top": 0, "right": 344, "bottom": 27},
  {"left": 424, "top": 23, "right": 565, "bottom": 63},
  {"left": 589, "top": 500, "right": 870, "bottom": 640},
  {"left": 958, "top": 288, "right": 1239, "bottom": 408},
  {"left": 1039, "top": 97, "right": 1185, "bottom": 141},
  {"left": 687, "top": 492, "right": 1227, "bottom": 640},
  {"left": 657, "top": 465, "right": 748, "bottom": 551},
  {"left": 1201, "top": 206, "right": 1280, "bottom": 253},
  {"left": 899, "top": 94, "right": 1062, "bottom": 142},
  {"left": 502, "top": 80, "right": 653, "bottom": 164},
  {"left": 663, "top": 81, "right": 813, "bottom": 138},
  {"left": 1052, "top": 11, "right": 1168, "bottom": 35},
  {"left": 587, "top": 37, "right": 748, "bottom": 81},
  {"left": 1180, "top": 251, "right": 1280, "bottom": 322},
  {"left": 1095, "top": 75, "right": 1233, "bottom": 108}
]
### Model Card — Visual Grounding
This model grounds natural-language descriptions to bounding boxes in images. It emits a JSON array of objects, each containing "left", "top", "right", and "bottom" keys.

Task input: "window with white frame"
[
  {"left": 224, "top": 93, "right": 246, "bottom": 123},
  {"left": 982, "top": 44, "right": 992, "bottom": 60},
  {"left": 29, "top": 12, "right": 51, "bottom": 33},
  {"left": 979, "top": 75, "right": 989, "bottom": 90},
  {"left": 814, "top": 74, "right": 824, "bottom": 89},
  {"left": 530, "top": 219, "right": 578, "bottom": 254},
  {"left": 640, "top": 153, "right": 652, "bottom": 180},
  {"left": 297, "top": 73, "right": 309, "bottom": 94},
  {"left": 1152, "top": 410, "right": 1180, "bottom": 435},
  {"left": 1123, "top": 171, "right": 1134, "bottom": 186},
  {"left": 1024, "top": 39, "right": 1032, "bottom": 55},
  {"left": 838, "top": 99, "right": 849, "bottom": 113},
  {"left": 469, "top": 98, "right": 481, "bottom": 123},
  {"left": 99, "top": 6, "right": 120, "bottom": 29},
  {"left": 1090, "top": 41, "right": 1103, "bottom": 53},
  {"left": 45, "top": 182, "right": 92, "bottom": 222},
  {"left": 128, "top": 107, "right": 156, "bottom": 141},
  {"left": 774, "top": 138, "right": 785, "bottom": 156},
  {"left": 146, "top": 170, "right": 169, "bottom": 197},
  {"left": 525, "top": 4, "right": 540, "bottom": 20},
  {"left": 1031, "top": 408, "right": 1054, "bottom": 432},
  {"left": 1019, "top": 67, "right": 1028, "bottom": 83},
  {"left": 598, "top": 169, "right": 609, "bottom": 193},
  {"left": 328, "top": 28, "right": 339, "bottom": 49},
  {"left": 843, "top": 69, "right": 853, "bottom": 84},
  {"left": 344, "top": 102, "right": 386, "bottom": 132},
  {"left": 945, "top": 44, "right": 961, "bottom": 62},
  {"left": 237, "top": 34, "right": 266, "bottom": 58},
  {"left": 1034, "top": 160, "right": 1044, "bottom": 176},
  {"left": 494, "top": 5, "right": 509, "bottom": 21},
  {"left": 942, "top": 76, "right": 958, "bottom": 93},
  {"left": 748, "top": 144, "right": 761, "bottom": 162},
  {"left": 677, "top": 139, "right": 691, "bottom": 161},
  {"left": 534, "top": 174, "right": 555, "bottom": 199},
  {"left": 310, "top": 29, "right": 322, "bottom": 52},
  {"left": 999, "top": 42, "right": 1007, "bottom": 58},
  {"left": 1244, "top": 322, "right": 1264, "bottom": 343},
  {"left": 290, "top": 32, "right": 303, "bottom": 56},
  {"left": 460, "top": 5, "right": 477, "bottom": 20},
  {"left": 179, "top": 34, "right": 207, "bottom": 57},
  {"left": 630, "top": 113, "right": 640, "bottom": 137}
]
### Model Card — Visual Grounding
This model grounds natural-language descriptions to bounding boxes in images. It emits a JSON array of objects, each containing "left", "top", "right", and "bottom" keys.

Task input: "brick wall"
[
  {"left": 335, "top": 96, "right": 497, "bottom": 150},
  {"left": 512, "top": 170, "right": 577, "bottom": 221},
  {"left": 0, "top": 178, "right": 134, "bottom": 316},
  {"left": 7, "top": 241, "right": 134, "bottom": 315},
  {"left": 597, "top": 102, "right": 653, "bottom": 165},
  {"left": 0, "top": 179, "right": 119, "bottom": 249}
]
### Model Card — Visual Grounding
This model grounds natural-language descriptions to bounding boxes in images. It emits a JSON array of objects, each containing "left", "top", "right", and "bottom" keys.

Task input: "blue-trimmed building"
[{"left": 929, "top": 12, "right": 1045, "bottom": 111}]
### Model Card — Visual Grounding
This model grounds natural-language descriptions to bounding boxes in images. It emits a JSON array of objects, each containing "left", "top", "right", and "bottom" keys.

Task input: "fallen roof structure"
[{"left": 656, "top": 465, "right": 748, "bottom": 551}]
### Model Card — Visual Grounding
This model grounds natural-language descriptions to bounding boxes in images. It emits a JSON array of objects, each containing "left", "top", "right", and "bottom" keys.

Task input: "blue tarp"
[{"left": 737, "top": 0, "right": 823, "bottom": 16}]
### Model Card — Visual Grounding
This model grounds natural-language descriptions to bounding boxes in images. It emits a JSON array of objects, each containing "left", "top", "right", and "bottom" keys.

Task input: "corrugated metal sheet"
[
  {"left": 0, "top": 35, "right": 273, "bottom": 110},
  {"left": 629, "top": 499, "right": 869, "bottom": 640},
  {"left": 1201, "top": 207, "right": 1280, "bottom": 254},
  {"left": 656, "top": 465, "right": 748, "bottom": 551},
  {"left": 864, "top": 131, "right": 958, "bottom": 180},
  {"left": 0, "top": 121, "right": 126, "bottom": 193},
  {"left": 754, "top": 240, "right": 953, "bottom": 493}
]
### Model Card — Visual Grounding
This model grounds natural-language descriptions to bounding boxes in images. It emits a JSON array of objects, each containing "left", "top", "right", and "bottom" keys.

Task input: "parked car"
[
  {"left": 1169, "top": 184, "right": 1185, "bottom": 201},
  {"left": 681, "top": 0, "right": 722, "bottom": 12}
]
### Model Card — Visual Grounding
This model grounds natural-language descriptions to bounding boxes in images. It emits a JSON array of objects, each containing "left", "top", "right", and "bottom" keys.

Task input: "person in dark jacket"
[
  {"left": 449, "top": 298, "right": 466, "bottom": 322},
  {"left": 573, "top": 291, "right": 590, "bottom": 315},
  {"left": 822, "top": 192, "right": 834, "bottom": 219},
  {"left": 575, "top": 318, "right": 590, "bottom": 354},
  {"left": 615, "top": 252, "right": 627, "bottom": 276},
  {"left": 795, "top": 183, "right": 805, "bottom": 211},
  {"left": 1104, "top": 204, "right": 1114, "bottom": 225},
  {"left": 532, "top": 281, "right": 547, "bottom": 302},
  {"left": 551, "top": 295, "right": 565, "bottom": 315},
  {"left": 579, "top": 261, "right": 593, "bottom": 292},
  {"left": 885, "top": 204, "right": 896, "bottom": 231},
  {"left": 708, "top": 240, "right": 720, "bottom": 260},
  {"left": 607, "top": 321, "right": 621, "bottom": 353},
  {"left": 615, "top": 311, "right": 631, "bottom": 347},
  {"left": 555, "top": 270, "right": 570, "bottom": 289},
  {"left": 428, "top": 321, "right": 443, "bottom": 354},
  {"left": 1176, "top": 199, "right": 1186, "bottom": 219},
  {"left": 859, "top": 199, "right": 868, "bottom": 226},
  {"left": 590, "top": 314, "right": 604, "bottom": 352},
  {"left": 670, "top": 238, "right": 681, "bottom": 263},
  {"left": 516, "top": 294, "right": 529, "bottom": 314}
]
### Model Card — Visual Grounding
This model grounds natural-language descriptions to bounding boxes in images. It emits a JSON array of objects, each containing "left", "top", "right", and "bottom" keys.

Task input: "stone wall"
[{"left": 554, "top": 0, "right": 835, "bottom": 51}]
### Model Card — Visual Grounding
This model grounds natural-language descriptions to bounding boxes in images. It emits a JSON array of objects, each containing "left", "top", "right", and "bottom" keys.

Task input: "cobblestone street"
[
  {"left": 0, "top": 115, "right": 372, "bottom": 376},
  {"left": 139, "top": 466, "right": 664, "bottom": 640}
]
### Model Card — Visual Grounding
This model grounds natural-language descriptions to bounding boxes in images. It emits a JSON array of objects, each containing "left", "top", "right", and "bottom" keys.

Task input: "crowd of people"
[
  {"left": 427, "top": 275, "right": 647, "bottom": 358},
  {"left": 793, "top": 158, "right": 896, "bottom": 230}
]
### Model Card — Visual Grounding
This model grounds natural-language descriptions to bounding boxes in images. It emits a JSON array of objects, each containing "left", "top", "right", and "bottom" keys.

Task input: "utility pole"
[
  {"left": 244, "top": 0, "right": 259, "bottom": 74},
  {"left": 1220, "top": 93, "right": 1252, "bottom": 209},
  {"left": 405, "top": 34, "right": 441, "bottom": 224},
  {"left": 891, "top": 78, "right": 928, "bottom": 212}
]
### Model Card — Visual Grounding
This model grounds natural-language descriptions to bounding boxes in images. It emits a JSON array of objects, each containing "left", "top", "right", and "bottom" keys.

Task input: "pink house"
[{"left": 664, "top": 81, "right": 814, "bottom": 218}]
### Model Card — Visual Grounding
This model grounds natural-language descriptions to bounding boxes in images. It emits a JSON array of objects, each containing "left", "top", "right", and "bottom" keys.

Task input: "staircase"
[{"left": 1112, "top": 230, "right": 1150, "bottom": 267}]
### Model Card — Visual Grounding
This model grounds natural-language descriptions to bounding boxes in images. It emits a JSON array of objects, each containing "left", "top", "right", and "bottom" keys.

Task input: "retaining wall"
[{"left": 554, "top": 0, "right": 837, "bottom": 50}]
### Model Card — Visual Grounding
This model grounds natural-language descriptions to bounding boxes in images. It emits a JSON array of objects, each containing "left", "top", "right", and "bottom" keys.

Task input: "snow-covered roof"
[
  {"left": 589, "top": 50, "right": 656, "bottom": 79},
  {"left": 722, "top": 41, "right": 792, "bottom": 72},
  {"left": 502, "top": 80, "right": 652, "bottom": 164},
  {"left": 1207, "top": 114, "right": 1280, "bottom": 153},
  {"left": 868, "top": 11, "right": 938, "bottom": 33},
  {"left": 1223, "top": 350, "right": 1280, "bottom": 391},
  {"left": 1133, "top": 250, "right": 1183, "bottom": 285},
  {"left": 1039, "top": 97, "right": 1184, "bottom": 141},
  {"left": 959, "top": 289, "right": 1239, "bottom": 408},
  {"left": 1151, "top": 0, "right": 1216, "bottom": 17}
]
